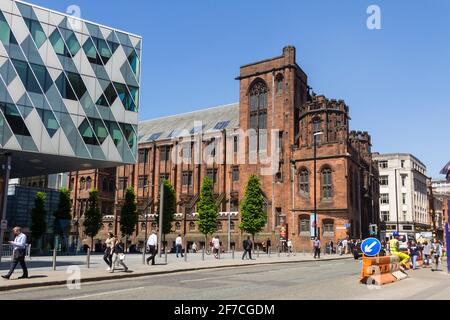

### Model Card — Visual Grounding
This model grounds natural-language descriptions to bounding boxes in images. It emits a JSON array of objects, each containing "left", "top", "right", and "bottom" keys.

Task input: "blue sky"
[{"left": 32, "top": 0, "right": 450, "bottom": 178}]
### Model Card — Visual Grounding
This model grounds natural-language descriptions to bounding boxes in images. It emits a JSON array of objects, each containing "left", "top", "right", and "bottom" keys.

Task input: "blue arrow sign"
[{"left": 361, "top": 238, "right": 381, "bottom": 257}]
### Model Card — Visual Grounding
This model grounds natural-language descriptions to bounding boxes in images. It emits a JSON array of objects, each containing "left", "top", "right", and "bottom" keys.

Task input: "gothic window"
[
  {"left": 321, "top": 167, "right": 333, "bottom": 200},
  {"left": 80, "top": 177, "right": 85, "bottom": 190},
  {"left": 312, "top": 117, "right": 322, "bottom": 144},
  {"left": 86, "top": 177, "right": 92, "bottom": 190},
  {"left": 299, "top": 215, "right": 310, "bottom": 233},
  {"left": 299, "top": 169, "right": 309, "bottom": 195},
  {"left": 276, "top": 74, "right": 284, "bottom": 94},
  {"left": 249, "top": 80, "right": 268, "bottom": 130}
]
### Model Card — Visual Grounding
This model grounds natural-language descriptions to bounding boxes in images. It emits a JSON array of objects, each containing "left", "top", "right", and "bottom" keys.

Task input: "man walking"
[
  {"left": 431, "top": 239, "right": 442, "bottom": 272},
  {"left": 2, "top": 227, "right": 28, "bottom": 280},
  {"left": 342, "top": 238, "right": 348, "bottom": 255},
  {"left": 175, "top": 234, "right": 184, "bottom": 258},
  {"left": 423, "top": 240, "right": 431, "bottom": 268},
  {"left": 212, "top": 235, "right": 221, "bottom": 259},
  {"left": 242, "top": 236, "right": 253, "bottom": 260},
  {"left": 146, "top": 230, "right": 158, "bottom": 266},
  {"left": 313, "top": 237, "right": 321, "bottom": 259}
]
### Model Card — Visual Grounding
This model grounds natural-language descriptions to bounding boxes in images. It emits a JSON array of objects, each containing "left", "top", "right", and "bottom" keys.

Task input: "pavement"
[
  {"left": 0, "top": 250, "right": 352, "bottom": 292},
  {"left": 2, "top": 257, "right": 450, "bottom": 300}
]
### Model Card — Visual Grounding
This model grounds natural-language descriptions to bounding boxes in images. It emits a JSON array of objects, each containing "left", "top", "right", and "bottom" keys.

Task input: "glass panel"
[
  {"left": 36, "top": 109, "right": 59, "bottom": 137},
  {"left": 83, "top": 37, "right": 98, "bottom": 64},
  {"left": 104, "top": 83, "right": 117, "bottom": 106},
  {"left": 49, "top": 29, "right": 69, "bottom": 57},
  {"left": 91, "top": 118, "right": 108, "bottom": 144},
  {"left": 96, "top": 94, "right": 109, "bottom": 107},
  {"left": 96, "top": 38, "right": 112, "bottom": 64},
  {"left": 55, "top": 73, "right": 76, "bottom": 100},
  {"left": 66, "top": 72, "right": 87, "bottom": 99},
  {"left": 11, "top": 59, "right": 41, "bottom": 93},
  {"left": 0, "top": 102, "right": 31, "bottom": 136},
  {"left": 0, "top": 12, "right": 10, "bottom": 46},
  {"left": 30, "top": 63, "right": 52, "bottom": 93},
  {"left": 127, "top": 50, "right": 140, "bottom": 77},
  {"left": 113, "top": 82, "right": 136, "bottom": 112},
  {"left": 106, "top": 121, "right": 122, "bottom": 146},
  {"left": 78, "top": 118, "right": 98, "bottom": 145},
  {"left": 66, "top": 32, "right": 81, "bottom": 57}
]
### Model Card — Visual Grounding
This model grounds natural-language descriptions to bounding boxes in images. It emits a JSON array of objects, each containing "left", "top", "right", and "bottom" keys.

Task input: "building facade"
[
  {"left": 0, "top": 0, "right": 141, "bottom": 240},
  {"left": 71, "top": 46, "right": 379, "bottom": 250},
  {"left": 373, "top": 153, "right": 430, "bottom": 239}
]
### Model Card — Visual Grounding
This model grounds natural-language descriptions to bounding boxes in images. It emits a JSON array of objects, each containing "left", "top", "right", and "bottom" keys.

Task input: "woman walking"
[
  {"left": 104, "top": 232, "right": 116, "bottom": 271},
  {"left": 111, "top": 240, "right": 128, "bottom": 273}
]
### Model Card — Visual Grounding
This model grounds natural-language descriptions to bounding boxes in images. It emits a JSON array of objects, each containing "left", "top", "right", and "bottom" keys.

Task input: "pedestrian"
[
  {"left": 266, "top": 238, "right": 271, "bottom": 255},
  {"left": 313, "top": 237, "right": 321, "bottom": 259},
  {"left": 2, "top": 227, "right": 28, "bottom": 280},
  {"left": 111, "top": 240, "right": 128, "bottom": 273},
  {"left": 146, "top": 230, "right": 158, "bottom": 265},
  {"left": 287, "top": 239, "right": 293, "bottom": 254},
  {"left": 104, "top": 232, "right": 116, "bottom": 271},
  {"left": 212, "top": 235, "right": 221, "bottom": 259},
  {"left": 342, "top": 238, "right": 348, "bottom": 255},
  {"left": 327, "top": 240, "right": 334, "bottom": 254},
  {"left": 431, "top": 239, "right": 442, "bottom": 272},
  {"left": 262, "top": 241, "right": 267, "bottom": 253},
  {"left": 423, "top": 241, "right": 431, "bottom": 267},
  {"left": 337, "top": 239, "right": 343, "bottom": 255},
  {"left": 408, "top": 241, "right": 419, "bottom": 270},
  {"left": 175, "top": 234, "right": 184, "bottom": 258},
  {"left": 192, "top": 242, "right": 197, "bottom": 253},
  {"left": 242, "top": 236, "right": 253, "bottom": 260}
]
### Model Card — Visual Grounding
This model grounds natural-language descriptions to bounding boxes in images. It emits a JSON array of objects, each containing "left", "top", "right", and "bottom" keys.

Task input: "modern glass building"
[{"left": 0, "top": 0, "right": 141, "bottom": 178}]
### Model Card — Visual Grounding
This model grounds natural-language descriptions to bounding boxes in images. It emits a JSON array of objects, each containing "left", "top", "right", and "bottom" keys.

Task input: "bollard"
[
  {"left": 184, "top": 246, "right": 187, "bottom": 262},
  {"left": 232, "top": 246, "right": 235, "bottom": 259},
  {"left": 142, "top": 247, "right": 146, "bottom": 265},
  {"left": 257, "top": 245, "right": 260, "bottom": 258},
  {"left": 165, "top": 246, "right": 168, "bottom": 264},
  {"left": 268, "top": 245, "right": 271, "bottom": 257},
  {"left": 87, "top": 248, "right": 91, "bottom": 268},
  {"left": 52, "top": 248, "right": 57, "bottom": 270},
  {"left": 218, "top": 248, "right": 221, "bottom": 260},
  {"left": 202, "top": 245, "right": 205, "bottom": 261},
  {"left": 277, "top": 246, "right": 280, "bottom": 257}
]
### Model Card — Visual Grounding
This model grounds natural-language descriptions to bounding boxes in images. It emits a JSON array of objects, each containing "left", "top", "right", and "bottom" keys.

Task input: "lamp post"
[
  {"left": 143, "top": 184, "right": 151, "bottom": 252},
  {"left": 228, "top": 169, "right": 232, "bottom": 253},
  {"left": 313, "top": 132, "right": 324, "bottom": 240}
]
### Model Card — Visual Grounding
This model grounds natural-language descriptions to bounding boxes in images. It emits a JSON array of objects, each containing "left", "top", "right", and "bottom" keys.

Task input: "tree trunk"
[
  {"left": 252, "top": 234, "right": 255, "bottom": 251},
  {"left": 91, "top": 236, "right": 94, "bottom": 253},
  {"left": 125, "top": 236, "right": 128, "bottom": 252}
]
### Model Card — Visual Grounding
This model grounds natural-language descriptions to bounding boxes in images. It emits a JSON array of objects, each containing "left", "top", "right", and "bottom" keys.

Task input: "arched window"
[
  {"left": 299, "top": 169, "right": 309, "bottom": 195},
  {"left": 299, "top": 215, "right": 310, "bottom": 234},
  {"left": 321, "top": 167, "right": 333, "bottom": 200},
  {"left": 86, "top": 177, "right": 92, "bottom": 190},
  {"left": 141, "top": 222, "right": 146, "bottom": 231},
  {"left": 175, "top": 222, "right": 181, "bottom": 231},
  {"left": 249, "top": 80, "right": 268, "bottom": 130},
  {"left": 102, "top": 178, "right": 108, "bottom": 192},
  {"left": 312, "top": 117, "right": 322, "bottom": 144},
  {"left": 108, "top": 223, "right": 113, "bottom": 231},
  {"left": 152, "top": 222, "right": 157, "bottom": 229},
  {"left": 229, "top": 221, "right": 235, "bottom": 232},
  {"left": 217, "top": 221, "right": 222, "bottom": 232},
  {"left": 276, "top": 74, "right": 284, "bottom": 94},
  {"left": 189, "top": 222, "right": 196, "bottom": 232},
  {"left": 80, "top": 177, "right": 85, "bottom": 190}
]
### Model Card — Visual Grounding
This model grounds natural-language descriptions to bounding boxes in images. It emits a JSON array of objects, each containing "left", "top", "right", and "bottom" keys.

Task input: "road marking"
[{"left": 62, "top": 287, "right": 145, "bottom": 300}]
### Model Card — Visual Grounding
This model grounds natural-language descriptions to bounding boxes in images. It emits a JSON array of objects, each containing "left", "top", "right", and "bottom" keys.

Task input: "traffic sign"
[
  {"left": 1, "top": 220, "right": 7, "bottom": 230},
  {"left": 361, "top": 237, "right": 381, "bottom": 257}
]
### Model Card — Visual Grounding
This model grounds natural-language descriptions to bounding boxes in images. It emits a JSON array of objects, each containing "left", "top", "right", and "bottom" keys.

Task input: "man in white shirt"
[
  {"left": 212, "top": 235, "right": 221, "bottom": 259},
  {"left": 175, "top": 234, "right": 184, "bottom": 258},
  {"left": 2, "top": 227, "right": 28, "bottom": 280},
  {"left": 146, "top": 230, "right": 158, "bottom": 265},
  {"left": 342, "top": 238, "right": 348, "bottom": 255}
]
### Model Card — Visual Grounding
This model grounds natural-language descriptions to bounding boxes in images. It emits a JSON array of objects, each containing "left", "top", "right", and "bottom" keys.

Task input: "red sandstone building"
[{"left": 70, "top": 46, "right": 380, "bottom": 250}]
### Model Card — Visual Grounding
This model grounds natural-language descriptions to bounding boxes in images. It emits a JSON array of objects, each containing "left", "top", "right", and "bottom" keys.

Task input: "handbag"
[{"left": 118, "top": 253, "right": 125, "bottom": 261}]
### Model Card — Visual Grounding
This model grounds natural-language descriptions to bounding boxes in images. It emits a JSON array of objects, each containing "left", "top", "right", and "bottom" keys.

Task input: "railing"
[{"left": 1, "top": 244, "right": 31, "bottom": 259}]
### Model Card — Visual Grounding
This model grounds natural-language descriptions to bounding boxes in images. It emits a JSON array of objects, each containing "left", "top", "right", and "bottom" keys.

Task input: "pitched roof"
[{"left": 138, "top": 103, "right": 239, "bottom": 143}]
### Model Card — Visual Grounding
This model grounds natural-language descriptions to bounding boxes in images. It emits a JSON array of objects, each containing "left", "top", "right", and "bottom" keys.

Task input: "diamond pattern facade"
[{"left": 0, "top": 0, "right": 141, "bottom": 177}]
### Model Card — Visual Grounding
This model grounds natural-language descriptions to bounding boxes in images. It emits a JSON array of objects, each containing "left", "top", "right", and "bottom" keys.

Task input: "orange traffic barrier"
[{"left": 360, "top": 255, "right": 403, "bottom": 286}]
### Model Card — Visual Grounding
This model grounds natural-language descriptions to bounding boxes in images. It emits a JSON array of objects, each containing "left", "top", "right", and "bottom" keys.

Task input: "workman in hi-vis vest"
[{"left": 389, "top": 232, "right": 410, "bottom": 270}]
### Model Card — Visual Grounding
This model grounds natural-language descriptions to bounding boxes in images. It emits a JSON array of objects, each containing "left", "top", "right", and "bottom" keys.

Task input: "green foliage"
[
  {"left": 239, "top": 174, "right": 267, "bottom": 236},
  {"left": 30, "top": 192, "right": 47, "bottom": 244},
  {"left": 197, "top": 177, "right": 218, "bottom": 237},
  {"left": 83, "top": 189, "right": 103, "bottom": 241},
  {"left": 53, "top": 188, "right": 72, "bottom": 236},
  {"left": 120, "top": 187, "right": 137, "bottom": 239},
  {"left": 156, "top": 179, "right": 176, "bottom": 235}
]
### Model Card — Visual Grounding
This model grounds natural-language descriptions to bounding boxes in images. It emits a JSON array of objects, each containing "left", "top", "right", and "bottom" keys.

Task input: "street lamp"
[
  {"left": 143, "top": 184, "right": 151, "bottom": 252},
  {"left": 313, "top": 132, "right": 324, "bottom": 240}
]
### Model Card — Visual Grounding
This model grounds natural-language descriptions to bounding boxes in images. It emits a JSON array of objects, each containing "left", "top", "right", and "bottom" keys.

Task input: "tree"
[
  {"left": 83, "top": 189, "right": 103, "bottom": 251},
  {"left": 239, "top": 174, "right": 267, "bottom": 247},
  {"left": 53, "top": 188, "right": 72, "bottom": 252},
  {"left": 156, "top": 179, "right": 176, "bottom": 244},
  {"left": 197, "top": 177, "right": 218, "bottom": 246},
  {"left": 30, "top": 192, "right": 47, "bottom": 249},
  {"left": 120, "top": 187, "right": 137, "bottom": 251}
]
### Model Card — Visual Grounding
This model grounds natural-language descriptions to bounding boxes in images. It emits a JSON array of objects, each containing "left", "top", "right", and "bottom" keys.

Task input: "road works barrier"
[{"left": 360, "top": 255, "right": 407, "bottom": 286}]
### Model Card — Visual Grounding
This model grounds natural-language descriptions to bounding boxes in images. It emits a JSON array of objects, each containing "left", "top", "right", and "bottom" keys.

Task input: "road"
[{"left": 2, "top": 258, "right": 450, "bottom": 300}]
